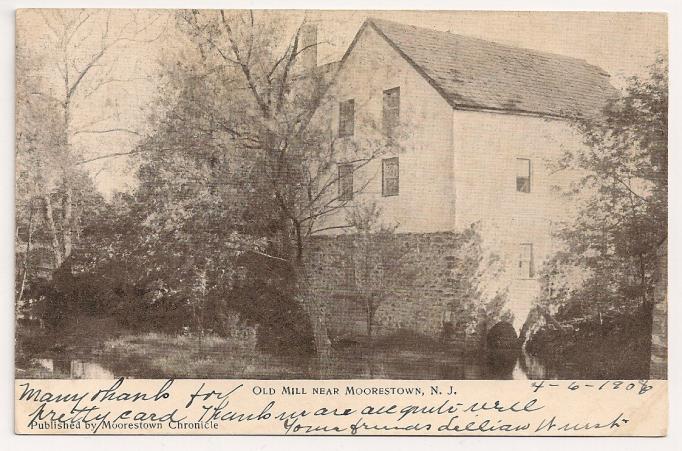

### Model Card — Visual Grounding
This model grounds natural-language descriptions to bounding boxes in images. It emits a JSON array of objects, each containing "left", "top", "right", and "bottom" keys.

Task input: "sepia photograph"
[{"left": 14, "top": 9, "right": 668, "bottom": 382}]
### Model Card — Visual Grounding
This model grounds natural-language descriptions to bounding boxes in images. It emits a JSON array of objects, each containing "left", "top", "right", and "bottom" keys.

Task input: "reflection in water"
[
  {"left": 70, "top": 360, "right": 115, "bottom": 378},
  {"left": 518, "top": 350, "right": 548, "bottom": 379},
  {"left": 31, "top": 358, "right": 114, "bottom": 379},
  {"left": 485, "top": 349, "right": 520, "bottom": 380},
  {"left": 27, "top": 349, "right": 548, "bottom": 380},
  {"left": 34, "top": 358, "right": 53, "bottom": 373}
]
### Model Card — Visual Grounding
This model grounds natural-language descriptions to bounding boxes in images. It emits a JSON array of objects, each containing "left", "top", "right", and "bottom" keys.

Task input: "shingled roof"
[{"left": 350, "top": 18, "right": 616, "bottom": 118}]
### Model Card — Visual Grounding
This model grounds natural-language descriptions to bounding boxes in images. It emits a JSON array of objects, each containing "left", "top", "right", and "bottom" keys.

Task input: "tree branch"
[
  {"left": 76, "top": 149, "right": 143, "bottom": 165},
  {"left": 275, "top": 25, "right": 301, "bottom": 113},
  {"left": 220, "top": 10, "right": 270, "bottom": 119},
  {"left": 73, "top": 128, "right": 140, "bottom": 136},
  {"left": 309, "top": 224, "right": 354, "bottom": 234}
]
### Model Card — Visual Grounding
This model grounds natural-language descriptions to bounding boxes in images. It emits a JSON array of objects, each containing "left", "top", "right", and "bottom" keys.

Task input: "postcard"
[{"left": 14, "top": 9, "right": 668, "bottom": 436}]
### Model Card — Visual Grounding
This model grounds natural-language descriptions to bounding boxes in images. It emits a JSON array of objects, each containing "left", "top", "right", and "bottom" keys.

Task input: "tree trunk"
[
  {"left": 43, "top": 193, "right": 64, "bottom": 268},
  {"left": 277, "top": 211, "right": 332, "bottom": 371},
  {"left": 639, "top": 251, "right": 648, "bottom": 306},
  {"left": 307, "top": 298, "right": 332, "bottom": 376},
  {"left": 367, "top": 297, "right": 373, "bottom": 339},
  {"left": 294, "top": 259, "right": 332, "bottom": 376},
  {"left": 278, "top": 211, "right": 292, "bottom": 261},
  {"left": 294, "top": 219, "right": 304, "bottom": 261},
  {"left": 367, "top": 295, "right": 375, "bottom": 378},
  {"left": 62, "top": 185, "right": 74, "bottom": 261},
  {"left": 17, "top": 203, "right": 35, "bottom": 304}
]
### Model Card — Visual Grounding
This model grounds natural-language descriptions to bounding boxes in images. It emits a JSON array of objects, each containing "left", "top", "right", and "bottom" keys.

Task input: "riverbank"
[
  {"left": 525, "top": 309, "right": 652, "bottom": 379},
  {"left": 16, "top": 323, "right": 537, "bottom": 379}
]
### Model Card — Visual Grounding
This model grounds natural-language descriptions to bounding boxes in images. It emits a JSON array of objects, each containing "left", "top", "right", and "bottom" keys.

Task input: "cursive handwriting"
[{"left": 15, "top": 379, "right": 654, "bottom": 435}]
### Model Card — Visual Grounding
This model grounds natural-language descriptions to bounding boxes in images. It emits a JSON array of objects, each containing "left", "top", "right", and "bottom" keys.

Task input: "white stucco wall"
[
  {"left": 312, "top": 24, "right": 455, "bottom": 233},
  {"left": 451, "top": 109, "right": 581, "bottom": 330}
]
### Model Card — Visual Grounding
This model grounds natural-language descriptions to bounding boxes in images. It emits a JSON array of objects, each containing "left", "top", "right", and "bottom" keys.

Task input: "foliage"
[
  {"left": 530, "top": 57, "right": 667, "bottom": 355},
  {"left": 525, "top": 305, "right": 652, "bottom": 379},
  {"left": 18, "top": 12, "right": 665, "bottom": 372},
  {"left": 149, "top": 11, "right": 398, "bottom": 357},
  {"left": 15, "top": 46, "right": 106, "bottom": 306},
  {"left": 450, "top": 225, "right": 513, "bottom": 335},
  {"left": 174, "top": 10, "right": 395, "bottom": 260},
  {"left": 16, "top": 10, "right": 167, "bottom": 307},
  {"left": 17, "top": 11, "right": 403, "bottom": 363}
]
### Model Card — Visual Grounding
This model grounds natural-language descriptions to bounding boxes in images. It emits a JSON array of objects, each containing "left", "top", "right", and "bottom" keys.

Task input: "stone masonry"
[{"left": 303, "top": 230, "right": 509, "bottom": 350}]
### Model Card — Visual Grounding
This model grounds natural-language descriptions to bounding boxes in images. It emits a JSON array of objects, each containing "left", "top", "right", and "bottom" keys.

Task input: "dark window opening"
[
  {"left": 516, "top": 158, "right": 531, "bottom": 193},
  {"left": 338, "top": 164, "right": 354, "bottom": 201},
  {"left": 382, "top": 87, "right": 400, "bottom": 137},
  {"left": 382, "top": 157, "right": 399, "bottom": 197},
  {"left": 519, "top": 243, "right": 534, "bottom": 278},
  {"left": 338, "top": 99, "right": 355, "bottom": 137}
]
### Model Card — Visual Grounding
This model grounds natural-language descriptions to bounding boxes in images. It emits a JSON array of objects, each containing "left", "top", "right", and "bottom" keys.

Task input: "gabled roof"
[{"left": 344, "top": 18, "right": 616, "bottom": 119}]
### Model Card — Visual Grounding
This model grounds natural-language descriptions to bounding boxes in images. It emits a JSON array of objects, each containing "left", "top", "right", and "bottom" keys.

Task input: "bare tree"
[
  {"left": 175, "top": 10, "right": 399, "bottom": 360},
  {"left": 21, "top": 9, "right": 167, "bottom": 269},
  {"left": 346, "top": 202, "right": 405, "bottom": 342}
]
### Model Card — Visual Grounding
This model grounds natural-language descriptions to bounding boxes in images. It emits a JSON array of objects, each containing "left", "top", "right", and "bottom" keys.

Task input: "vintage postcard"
[{"left": 14, "top": 9, "right": 668, "bottom": 435}]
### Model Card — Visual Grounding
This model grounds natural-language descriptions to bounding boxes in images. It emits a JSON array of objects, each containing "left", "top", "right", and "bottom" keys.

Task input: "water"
[
  {"left": 24, "top": 349, "right": 548, "bottom": 380},
  {"left": 29, "top": 358, "right": 115, "bottom": 379}
]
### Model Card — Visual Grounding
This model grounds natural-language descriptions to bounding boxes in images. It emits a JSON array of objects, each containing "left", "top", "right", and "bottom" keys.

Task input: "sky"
[{"left": 16, "top": 10, "right": 668, "bottom": 197}]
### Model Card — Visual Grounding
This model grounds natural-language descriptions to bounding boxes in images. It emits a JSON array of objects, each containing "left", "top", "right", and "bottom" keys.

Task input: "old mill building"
[{"left": 302, "top": 18, "right": 615, "bottom": 339}]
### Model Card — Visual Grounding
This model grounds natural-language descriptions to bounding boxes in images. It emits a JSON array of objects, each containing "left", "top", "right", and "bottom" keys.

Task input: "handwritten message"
[{"left": 15, "top": 379, "right": 667, "bottom": 436}]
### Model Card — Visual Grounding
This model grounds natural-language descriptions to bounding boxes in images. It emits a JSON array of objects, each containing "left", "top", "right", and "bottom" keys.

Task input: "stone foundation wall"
[{"left": 302, "top": 230, "right": 501, "bottom": 349}]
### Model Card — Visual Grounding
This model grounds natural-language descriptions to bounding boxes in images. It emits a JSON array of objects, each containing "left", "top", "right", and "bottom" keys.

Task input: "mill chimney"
[{"left": 299, "top": 24, "right": 318, "bottom": 72}]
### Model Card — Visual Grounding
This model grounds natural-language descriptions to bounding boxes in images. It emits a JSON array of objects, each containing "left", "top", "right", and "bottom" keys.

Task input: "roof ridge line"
[
  {"left": 364, "top": 18, "right": 462, "bottom": 111},
  {"left": 366, "top": 16, "right": 611, "bottom": 78},
  {"left": 337, "top": 16, "right": 616, "bottom": 119}
]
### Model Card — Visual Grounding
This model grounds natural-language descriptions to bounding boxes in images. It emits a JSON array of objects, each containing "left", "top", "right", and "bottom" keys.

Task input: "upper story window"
[
  {"left": 382, "top": 87, "right": 400, "bottom": 137},
  {"left": 338, "top": 99, "right": 355, "bottom": 137},
  {"left": 516, "top": 158, "right": 531, "bottom": 193},
  {"left": 519, "top": 243, "right": 534, "bottom": 279},
  {"left": 382, "top": 157, "right": 399, "bottom": 196},
  {"left": 338, "top": 163, "right": 354, "bottom": 201}
]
